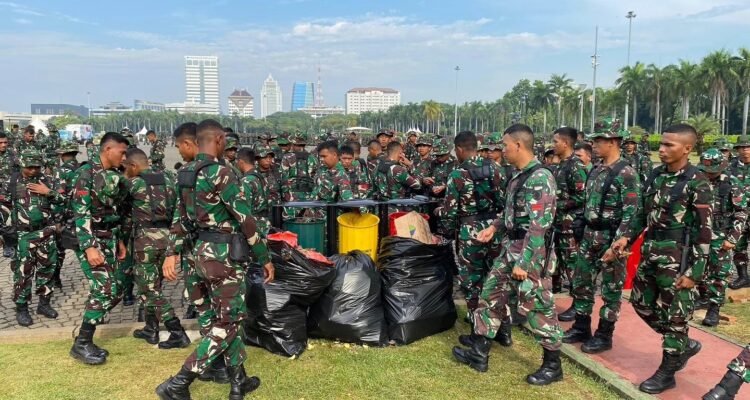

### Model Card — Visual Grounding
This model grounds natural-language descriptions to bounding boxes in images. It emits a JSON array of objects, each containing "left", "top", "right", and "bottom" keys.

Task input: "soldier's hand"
[
  {"left": 511, "top": 266, "right": 528, "bottom": 281},
  {"left": 475, "top": 226, "right": 497, "bottom": 243},
  {"left": 162, "top": 256, "right": 178, "bottom": 281},
  {"left": 610, "top": 237, "right": 629, "bottom": 255},
  {"left": 85, "top": 247, "right": 105, "bottom": 267},
  {"left": 675, "top": 275, "right": 696, "bottom": 290},
  {"left": 721, "top": 240, "right": 735, "bottom": 251},
  {"left": 601, "top": 249, "right": 617, "bottom": 263},
  {"left": 26, "top": 182, "right": 51, "bottom": 196},
  {"left": 117, "top": 240, "right": 127, "bottom": 260},
  {"left": 432, "top": 185, "right": 446, "bottom": 195},
  {"left": 263, "top": 262, "right": 275, "bottom": 284},
  {"left": 423, "top": 177, "right": 435, "bottom": 186}
]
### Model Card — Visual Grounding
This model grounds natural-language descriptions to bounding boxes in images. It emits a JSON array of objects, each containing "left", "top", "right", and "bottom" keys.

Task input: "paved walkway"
[{"left": 555, "top": 294, "right": 749, "bottom": 399}]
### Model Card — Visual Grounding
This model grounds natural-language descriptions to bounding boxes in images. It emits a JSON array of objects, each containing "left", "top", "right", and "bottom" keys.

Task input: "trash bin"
[
  {"left": 388, "top": 212, "right": 430, "bottom": 236},
  {"left": 283, "top": 219, "right": 325, "bottom": 253},
  {"left": 337, "top": 212, "right": 380, "bottom": 261}
]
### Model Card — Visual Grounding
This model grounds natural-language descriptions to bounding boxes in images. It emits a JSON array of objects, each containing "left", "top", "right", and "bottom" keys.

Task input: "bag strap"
[
  {"left": 466, "top": 158, "right": 496, "bottom": 212},
  {"left": 511, "top": 164, "right": 543, "bottom": 211},
  {"left": 184, "top": 160, "right": 218, "bottom": 224},
  {"left": 597, "top": 159, "right": 630, "bottom": 217},
  {"left": 141, "top": 172, "right": 169, "bottom": 223}
]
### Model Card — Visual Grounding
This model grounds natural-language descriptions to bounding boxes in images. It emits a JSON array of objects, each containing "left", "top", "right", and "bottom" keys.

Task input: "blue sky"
[{"left": 1, "top": 0, "right": 749, "bottom": 114}]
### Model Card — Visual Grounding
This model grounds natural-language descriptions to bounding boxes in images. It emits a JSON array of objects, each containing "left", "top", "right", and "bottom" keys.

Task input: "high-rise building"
[
  {"left": 345, "top": 87, "right": 401, "bottom": 115},
  {"left": 291, "top": 82, "right": 314, "bottom": 112},
  {"left": 227, "top": 89, "right": 254, "bottom": 117},
  {"left": 134, "top": 100, "right": 165, "bottom": 112},
  {"left": 184, "top": 56, "right": 219, "bottom": 114},
  {"left": 30, "top": 104, "right": 88, "bottom": 117},
  {"left": 260, "top": 74, "right": 282, "bottom": 118}
]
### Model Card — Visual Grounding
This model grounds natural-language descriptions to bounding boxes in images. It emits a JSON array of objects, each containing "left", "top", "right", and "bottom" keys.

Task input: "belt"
[
  {"left": 459, "top": 211, "right": 498, "bottom": 225},
  {"left": 586, "top": 219, "right": 620, "bottom": 232},
  {"left": 92, "top": 221, "right": 119, "bottom": 231},
  {"left": 18, "top": 224, "right": 54, "bottom": 236},
  {"left": 139, "top": 220, "right": 171, "bottom": 229},
  {"left": 197, "top": 231, "right": 233, "bottom": 244},
  {"left": 508, "top": 227, "right": 527, "bottom": 240},
  {"left": 645, "top": 227, "right": 684, "bottom": 242}
]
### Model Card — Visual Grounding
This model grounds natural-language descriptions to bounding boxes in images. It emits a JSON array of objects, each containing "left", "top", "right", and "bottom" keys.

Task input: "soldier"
[
  {"left": 224, "top": 135, "right": 239, "bottom": 165},
  {"left": 703, "top": 345, "right": 749, "bottom": 399},
  {"left": 0, "top": 132, "right": 18, "bottom": 257},
  {"left": 275, "top": 132, "right": 291, "bottom": 165},
  {"left": 51, "top": 141, "right": 81, "bottom": 289},
  {"left": 640, "top": 133, "right": 652, "bottom": 158},
  {"left": 695, "top": 149, "right": 747, "bottom": 327},
  {"left": 374, "top": 141, "right": 422, "bottom": 203},
  {"left": 313, "top": 141, "right": 354, "bottom": 203},
  {"left": 121, "top": 128, "right": 138, "bottom": 149},
  {"left": 454, "top": 124, "right": 563, "bottom": 384},
  {"left": 339, "top": 145, "right": 371, "bottom": 199},
  {"left": 376, "top": 129, "right": 393, "bottom": 150},
  {"left": 623, "top": 134, "right": 653, "bottom": 184},
  {"left": 404, "top": 130, "right": 419, "bottom": 162},
  {"left": 122, "top": 148, "right": 190, "bottom": 349},
  {"left": 561, "top": 125, "right": 641, "bottom": 354},
  {"left": 69, "top": 132, "right": 130, "bottom": 365},
  {"left": 8, "top": 124, "right": 20, "bottom": 148},
  {"left": 280, "top": 133, "right": 318, "bottom": 217},
  {"left": 478, "top": 134, "right": 490, "bottom": 160},
  {"left": 44, "top": 124, "right": 62, "bottom": 172},
  {"left": 430, "top": 138, "right": 457, "bottom": 198},
  {"left": 412, "top": 136, "right": 433, "bottom": 185},
  {"left": 147, "top": 130, "right": 166, "bottom": 171},
  {"left": 611, "top": 123, "right": 712, "bottom": 394},
  {"left": 236, "top": 147, "right": 271, "bottom": 236},
  {"left": 11, "top": 148, "right": 65, "bottom": 326},
  {"left": 729, "top": 136, "right": 750, "bottom": 289},
  {"left": 550, "top": 127, "right": 587, "bottom": 296},
  {"left": 16, "top": 126, "right": 41, "bottom": 153},
  {"left": 434, "top": 131, "right": 505, "bottom": 331},
  {"left": 156, "top": 119, "right": 273, "bottom": 400},
  {"left": 574, "top": 142, "right": 593, "bottom": 173},
  {"left": 715, "top": 138, "right": 735, "bottom": 164},
  {"left": 256, "top": 146, "right": 281, "bottom": 209}
]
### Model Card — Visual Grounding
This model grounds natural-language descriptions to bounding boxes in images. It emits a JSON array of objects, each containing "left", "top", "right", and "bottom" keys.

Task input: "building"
[
  {"left": 345, "top": 87, "right": 401, "bottom": 115},
  {"left": 134, "top": 100, "right": 165, "bottom": 112},
  {"left": 90, "top": 101, "right": 134, "bottom": 117},
  {"left": 185, "top": 55, "right": 220, "bottom": 114},
  {"left": 30, "top": 104, "right": 88, "bottom": 117},
  {"left": 227, "top": 89, "right": 254, "bottom": 117},
  {"left": 260, "top": 74, "right": 282, "bottom": 118},
  {"left": 297, "top": 106, "right": 345, "bottom": 118},
  {"left": 164, "top": 102, "right": 219, "bottom": 115},
  {"left": 291, "top": 82, "right": 314, "bottom": 111}
]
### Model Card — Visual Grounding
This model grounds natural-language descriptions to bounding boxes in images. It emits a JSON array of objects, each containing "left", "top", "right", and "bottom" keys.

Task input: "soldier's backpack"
[
  {"left": 376, "top": 160, "right": 396, "bottom": 199},
  {"left": 140, "top": 172, "right": 174, "bottom": 228},
  {"left": 643, "top": 165, "right": 698, "bottom": 215},
  {"left": 510, "top": 163, "right": 544, "bottom": 211},
  {"left": 177, "top": 160, "right": 218, "bottom": 223},
  {"left": 465, "top": 158, "right": 498, "bottom": 213},
  {"left": 292, "top": 151, "right": 314, "bottom": 192}
]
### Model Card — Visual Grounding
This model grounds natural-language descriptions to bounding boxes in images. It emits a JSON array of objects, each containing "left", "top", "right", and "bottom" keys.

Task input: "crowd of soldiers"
[{"left": 0, "top": 116, "right": 748, "bottom": 399}]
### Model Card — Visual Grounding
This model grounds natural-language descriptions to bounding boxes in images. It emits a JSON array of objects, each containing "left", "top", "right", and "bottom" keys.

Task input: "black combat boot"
[
  {"left": 69, "top": 322, "right": 106, "bottom": 365},
  {"left": 495, "top": 318, "right": 513, "bottom": 347},
  {"left": 156, "top": 367, "right": 198, "bottom": 400},
  {"left": 581, "top": 319, "right": 615, "bottom": 354},
  {"left": 198, "top": 357, "right": 230, "bottom": 384},
  {"left": 702, "top": 303, "right": 721, "bottom": 327},
  {"left": 526, "top": 348, "right": 563, "bottom": 385},
  {"left": 123, "top": 283, "right": 135, "bottom": 306},
  {"left": 510, "top": 307, "right": 527, "bottom": 326},
  {"left": 159, "top": 318, "right": 191, "bottom": 349},
  {"left": 452, "top": 334, "right": 492, "bottom": 372},
  {"left": 676, "top": 338, "right": 702, "bottom": 371},
  {"left": 133, "top": 311, "right": 160, "bottom": 344},
  {"left": 183, "top": 305, "right": 198, "bottom": 320},
  {"left": 639, "top": 351, "right": 681, "bottom": 394},
  {"left": 36, "top": 295, "right": 59, "bottom": 319},
  {"left": 730, "top": 266, "right": 750, "bottom": 289},
  {"left": 562, "top": 314, "right": 592, "bottom": 344},
  {"left": 3, "top": 245, "right": 14, "bottom": 258},
  {"left": 694, "top": 296, "right": 709, "bottom": 310},
  {"left": 703, "top": 370, "right": 744, "bottom": 400},
  {"left": 15, "top": 303, "right": 33, "bottom": 327},
  {"left": 557, "top": 304, "right": 577, "bottom": 322},
  {"left": 552, "top": 275, "right": 562, "bottom": 294},
  {"left": 137, "top": 304, "right": 145, "bottom": 322},
  {"left": 52, "top": 268, "right": 63, "bottom": 289},
  {"left": 228, "top": 364, "right": 261, "bottom": 400}
]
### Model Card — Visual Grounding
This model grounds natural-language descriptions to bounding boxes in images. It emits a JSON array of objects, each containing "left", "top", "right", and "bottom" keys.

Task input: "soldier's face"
[
  {"left": 258, "top": 155, "right": 273, "bottom": 170},
  {"left": 369, "top": 145, "right": 381, "bottom": 157},
  {"left": 341, "top": 154, "right": 354, "bottom": 169},
  {"left": 658, "top": 133, "right": 692, "bottom": 165},
  {"left": 378, "top": 135, "right": 389, "bottom": 147},
  {"left": 176, "top": 138, "right": 197, "bottom": 161},
  {"left": 574, "top": 149, "right": 590, "bottom": 165},
  {"left": 224, "top": 148, "right": 237, "bottom": 161},
  {"left": 409, "top": 136, "right": 417, "bottom": 144},
  {"left": 105, "top": 142, "right": 128, "bottom": 168},
  {"left": 502, "top": 135, "right": 520, "bottom": 164},
  {"left": 491, "top": 149, "right": 502, "bottom": 162},
  {"left": 22, "top": 166, "right": 40, "bottom": 178},
  {"left": 24, "top": 132, "right": 33, "bottom": 142},
  {"left": 738, "top": 147, "right": 750, "bottom": 163},
  {"left": 624, "top": 142, "right": 636, "bottom": 153},
  {"left": 0, "top": 138, "right": 7, "bottom": 151},
  {"left": 552, "top": 134, "right": 568, "bottom": 155},
  {"left": 147, "top": 134, "right": 156, "bottom": 143},
  {"left": 417, "top": 145, "right": 431, "bottom": 157},
  {"left": 319, "top": 148, "right": 339, "bottom": 169}
]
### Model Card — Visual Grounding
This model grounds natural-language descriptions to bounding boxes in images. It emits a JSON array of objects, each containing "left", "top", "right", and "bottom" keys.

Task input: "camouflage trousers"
[
  {"left": 698, "top": 240, "right": 732, "bottom": 306},
  {"left": 733, "top": 230, "right": 749, "bottom": 273},
  {"left": 728, "top": 344, "right": 750, "bottom": 383},
  {"left": 182, "top": 250, "right": 214, "bottom": 336},
  {"left": 572, "top": 228, "right": 626, "bottom": 322},
  {"left": 552, "top": 231, "right": 578, "bottom": 283},
  {"left": 134, "top": 244, "right": 176, "bottom": 323},
  {"left": 54, "top": 231, "right": 66, "bottom": 279},
  {"left": 630, "top": 240, "right": 695, "bottom": 354},
  {"left": 76, "top": 236, "right": 125, "bottom": 325},
  {"left": 456, "top": 219, "right": 500, "bottom": 312},
  {"left": 119, "top": 240, "right": 135, "bottom": 292},
  {"left": 183, "top": 241, "right": 247, "bottom": 373},
  {"left": 472, "top": 247, "right": 563, "bottom": 351},
  {"left": 13, "top": 228, "right": 57, "bottom": 304}
]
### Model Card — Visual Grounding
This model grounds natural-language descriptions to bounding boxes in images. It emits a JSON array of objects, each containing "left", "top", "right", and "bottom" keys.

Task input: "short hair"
[
  {"left": 554, "top": 127, "right": 578, "bottom": 146},
  {"left": 100, "top": 132, "right": 129, "bottom": 149},
  {"left": 146, "top": 130, "right": 156, "bottom": 136},
  {"left": 226, "top": 132, "right": 240, "bottom": 141},
  {"left": 574, "top": 142, "right": 592, "bottom": 155},
  {"left": 24, "top": 126, "right": 35, "bottom": 135},
  {"left": 663, "top": 123, "right": 698, "bottom": 144},
  {"left": 386, "top": 141, "right": 402, "bottom": 155},
  {"left": 503, "top": 124, "right": 534, "bottom": 150},
  {"left": 319, "top": 140, "right": 339, "bottom": 155},
  {"left": 0, "top": 132, "right": 6, "bottom": 139},
  {"left": 237, "top": 147, "right": 255, "bottom": 164},
  {"left": 368, "top": 139, "right": 381, "bottom": 149},
  {"left": 125, "top": 147, "right": 149, "bottom": 167},
  {"left": 340, "top": 145, "right": 354, "bottom": 157},
  {"left": 224, "top": 127, "right": 234, "bottom": 134},
  {"left": 197, "top": 119, "right": 224, "bottom": 145},
  {"left": 11, "top": 124, "right": 18, "bottom": 129},
  {"left": 173, "top": 122, "right": 197, "bottom": 140},
  {"left": 454, "top": 131, "right": 477, "bottom": 151}
]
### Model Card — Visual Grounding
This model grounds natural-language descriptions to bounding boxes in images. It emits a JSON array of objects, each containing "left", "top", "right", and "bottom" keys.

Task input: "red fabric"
[
  {"left": 268, "top": 232, "right": 298, "bottom": 248},
  {"left": 624, "top": 233, "right": 644, "bottom": 290},
  {"left": 299, "top": 249, "right": 334, "bottom": 265}
]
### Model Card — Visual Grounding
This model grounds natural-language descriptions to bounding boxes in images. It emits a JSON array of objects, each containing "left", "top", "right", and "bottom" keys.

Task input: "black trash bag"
[
  {"left": 244, "top": 239, "right": 336, "bottom": 357},
  {"left": 308, "top": 251, "right": 388, "bottom": 346},
  {"left": 378, "top": 236, "right": 457, "bottom": 345}
]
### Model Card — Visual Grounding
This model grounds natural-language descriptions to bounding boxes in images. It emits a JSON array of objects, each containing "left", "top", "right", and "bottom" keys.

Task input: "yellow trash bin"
[{"left": 337, "top": 212, "right": 380, "bottom": 261}]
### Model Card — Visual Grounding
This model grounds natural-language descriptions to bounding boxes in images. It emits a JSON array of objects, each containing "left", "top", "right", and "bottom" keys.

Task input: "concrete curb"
[{"left": 0, "top": 319, "right": 202, "bottom": 344}]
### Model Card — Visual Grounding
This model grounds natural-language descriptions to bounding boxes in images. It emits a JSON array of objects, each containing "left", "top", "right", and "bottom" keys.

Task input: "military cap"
[
  {"left": 734, "top": 135, "right": 750, "bottom": 149},
  {"left": 255, "top": 144, "right": 275, "bottom": 158},
  {"left": 588, "top": 118, "right": 626, "bottom": 140},
  {"left": 277, "top": 133, "right": 291, "bottom": 145},
  {"left": 46, "top": 123, "right": 58, "bottom": 132},
  {"left": 19, "top": 148, "right": 43, "bottom": 167},
  {"left": 699, "top": 148, "right": 727, "bottom": 174},
  {"left": 416, "top": 135, "right": 433, "bottom": 147},
  {"left": 293, "top": 132, "right": 308, "bottom": 144},
  {"left": 56, "top": 141, "right": 80, "bottom": 154},
  {"left": 433, "top": 137, "right": 452, "bottom": 155},
  {"left": 407, "top": 130, "right": 419, "bottom": 138},
  {"left": 120, "top": 127, "right": 131, "bottom": 134},
  {"left": 714, "top": 138, "right": 731, "bottom": 151},
  {"left": 225, "top": 136, "right": 239, "bottom": 150},
  {"left": 485, "top": 132, "right": 503, "bottom": 151},
  {"left": 376, "top": 129, "right": 394, "bottom": 138}
]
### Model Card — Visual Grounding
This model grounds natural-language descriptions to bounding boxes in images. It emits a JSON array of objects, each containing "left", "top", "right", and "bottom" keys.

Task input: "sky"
[{"left": 1, "top": 0, "right": 749, "bottom": 115}]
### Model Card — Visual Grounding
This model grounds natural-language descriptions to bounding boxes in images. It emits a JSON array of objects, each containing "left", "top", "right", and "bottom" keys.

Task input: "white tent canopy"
[{"left": 135, "top": 126, "right": 148, "bottom": 136}]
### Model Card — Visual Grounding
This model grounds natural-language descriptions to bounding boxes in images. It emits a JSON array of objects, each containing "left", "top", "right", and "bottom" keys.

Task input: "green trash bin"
[{"left": 283, "top": 219, "right": 326, "bottom": 253}]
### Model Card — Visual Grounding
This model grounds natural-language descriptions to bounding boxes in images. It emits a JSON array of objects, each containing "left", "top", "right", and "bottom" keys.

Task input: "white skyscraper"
[
  {"left": 345, "top": 87, "right": 401, "bottom": 115},
  {"left": 184, "top": 56, "right": 220, "bottom": 114},
  {"left": 260, "top": 74, "right": 282, "bottom": 118}
]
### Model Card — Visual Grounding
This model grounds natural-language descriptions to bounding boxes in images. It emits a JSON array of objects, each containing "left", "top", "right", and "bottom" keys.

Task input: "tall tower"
[
  {"left": 315, "top": 64, "right": 324, "bottom": 107},
  {"left": 184, "top": 56, "right": 219, "bottom": 114},
  {"left": 260, "top": 74, "right": 283, "bottom": 118}
]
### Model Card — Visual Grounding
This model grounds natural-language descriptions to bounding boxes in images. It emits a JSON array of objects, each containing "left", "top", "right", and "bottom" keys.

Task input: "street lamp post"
[
  {"left": 454, "top": 66, "right": 460, "bottom": 136},
  {"left": 87, "top": 91, "right": 91, "bottom": 120},
  {"left": 578, "top": 84, "right": 587, "bottom": 131},
  {"left": 624, "top": 11, "right": 636, "bottom": 130},
  {"left": 591, "top": 26, "right": 600, "bottom": 133}
]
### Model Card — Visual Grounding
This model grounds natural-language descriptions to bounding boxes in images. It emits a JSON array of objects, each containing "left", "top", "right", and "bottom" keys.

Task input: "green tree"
[
  {"left": 734, "top": 47, "right": 750, "bottom": 135},
  {"left": 686, "top": 113, "right": 720, "bottom": 154},
  {"left": 616, "top": 61, "right": 646, "bottom": 127}
]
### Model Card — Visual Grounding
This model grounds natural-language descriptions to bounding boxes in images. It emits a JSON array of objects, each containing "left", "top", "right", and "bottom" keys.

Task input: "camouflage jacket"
[
  {"left": 11, "top": 173, "right": 65, "bottom": 232},
  {"left": 374, "top": 159, "right": 422, "bottom": 200},
  {"left": 123, "top": 168, "right": 176, "bottom": 248},
  {"left": 728, "top": 158, "right": 750, "bottom": 184},
  {"left": 86, "top": 145, "right": 101, "bottom": 164},
  {"left": 168, "top": 153, "right": 269, "bottom": 265},
  {"left": 16, "top": 140, "right": 42, "bottom": 154},
  {"left": 435, "top": 155, "right": 504, "bottom": 225},
  {"left": 240, "top": 171, "right": 270, "bottom": 235},
  {"left": 258, "top": 166, "right": 282, "bottom": 206},
  {"left": 313, "top": 162, "right": 354, "bottom": 203},
  {"left": 52, "top": 158, "right": 80, "bottom": 223},
  {"left": 626, "top": 164, "right": 713, "bottom": 280},
  {"left": 623, "top": 151, "right": 653, "bottom": 183},
  {"left": 582, "top": 157, "right": 641, "bottom": 241},
  {"left": 552, "top": 155, "right": 587, "bottom": 232},
  {"left": 72, "top": 161, "right": 129, "bottom": 249},
  {"left": 44, "top": 134, "right": 61, "bottom": 168},
  {"left": 491, "top": 159, "right": 557, "bottom": 271},
  {"left": 404, "top": 142, "right": 418, "bottom": 162},
  {"left": 412, "top": 156, "right": 434, "bottom": 184},
  {"left": 281, "top": 151, "right": 319, "bottom": 201},
  {"left": 344, "top": 160, "right": 372, "bottom": 199},
  {"left": 0, "top": 149, "right": 18, "bottom": 200},
  {"left": 707, "top": 173, "right": 747, "bottom": 244},
  {"left": 150, "top": 139, "right": 166, "bottom": 170}
]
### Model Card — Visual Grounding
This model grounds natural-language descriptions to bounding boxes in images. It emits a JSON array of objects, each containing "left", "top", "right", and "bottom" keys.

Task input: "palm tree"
[
  {"left": 548, "top": 73, "right": 573, "bottom": 127},
  {"left": 646, "top": 64, "right": 666, "bottom": 133},
  {"left": 616, "top": 62, "right": 646, "bottom": 128},
  {"left": 701, "top": 50, "right": 734, "bottom": 132},
  {"left": 530, "top": 80, "right": 555, "bottom": 133},
  {"left": 423, "top": 100, "right": 441, "bottom": 134},
  {"left": 667, "top": 60, "right": 698, "bottom": 120},
  {"left": 686, "top": 113, "right": 720, "bottom": 154},
  {"left": 734, "top": 47, "right": 750, "bottom": 135}
]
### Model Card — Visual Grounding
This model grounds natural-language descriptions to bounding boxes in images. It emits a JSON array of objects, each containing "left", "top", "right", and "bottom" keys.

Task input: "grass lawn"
[
  {"left": 711, "top": 302, "right": 750, "bottom": 344},
  {"left": 0, "top": 318, "right": 619, "bottom": 400}
]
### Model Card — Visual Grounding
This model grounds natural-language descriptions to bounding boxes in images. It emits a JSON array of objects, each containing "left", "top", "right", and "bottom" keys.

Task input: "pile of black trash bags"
[{"left": 244, "top": 236, "right": 457, "bottom": 357}]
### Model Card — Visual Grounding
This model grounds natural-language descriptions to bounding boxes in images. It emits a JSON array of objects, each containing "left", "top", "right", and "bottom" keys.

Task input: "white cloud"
[{"left": 13, "top": 18, "right": 30, "bottom": 24}]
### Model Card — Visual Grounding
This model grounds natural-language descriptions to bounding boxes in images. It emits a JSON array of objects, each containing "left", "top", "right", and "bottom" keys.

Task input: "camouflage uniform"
[
  {"left": 374, "top": 159, "right": 421, "bottom": 201},
  {"left": 44, "top": 125, "right": 61, "bottom": 171},
  {"left": 344, "top": 159, "right": 372, "bottom": 199},
  {"left": 170, "top": 152, "right": 270, "bottom": 374},
  {"left": 431, "top": 138, "right": 458, "bottom": 197},
  {"left": 0, "top": 147, "right": 18, "bottom": 250},
  {"left": 727, "top": 345, "right": 750, "bottom": 382},
  {"left": 240, "top": 161, "right": 271, "bottom": 237},
  {"left": 150, "top": 138, "right": 167, "bottom": 171},
  {"left": 627, "top": 163, "right": 713, "bottom": 355},
  {"left": 314, "top": 162, "right": 354, "bottom": 203},
  {"left": 51, "top": 141, "right": 81, "bottom": 285},
  {"left": 473, "top": 158, "right": 562, "bottom": 349},
  {"left": 435, "top": 155, "right": 504, "bottom": 313},
  {"left": 280, "top": 135, "right": 318, "bottom": 216},
  {"left": 622, "top": 147, "right": 653, "bottom": 184},
  {"left": 404, "top": 135, "right": 419, "bottom": 163},
  {"left": 551, "top": 154, "right": 587, "bottom": 291},
  {"left": 728, "top": 137, "right": 750, "bottom": 290}
]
